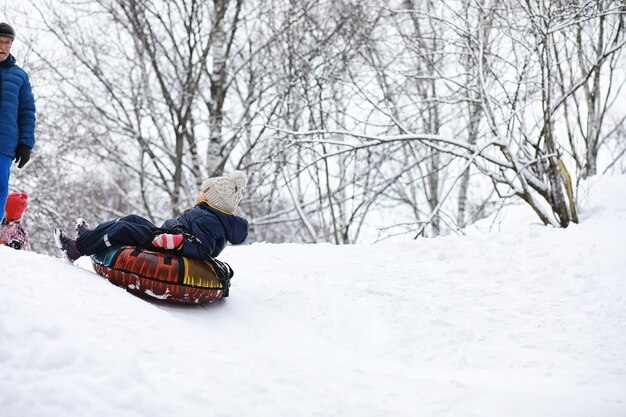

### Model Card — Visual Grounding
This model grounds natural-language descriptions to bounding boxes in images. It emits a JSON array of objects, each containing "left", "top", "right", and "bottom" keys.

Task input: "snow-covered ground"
[{"left": 1, "top": 176, "right": 625, "bottom": 417}]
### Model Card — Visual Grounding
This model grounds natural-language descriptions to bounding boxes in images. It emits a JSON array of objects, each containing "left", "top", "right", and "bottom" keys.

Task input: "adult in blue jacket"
[
  {"left": 0, "top": 23, "right": 36, "bottom": 215},
  {"left": 54, "top": 171, "right": 249, "bottom": 262}
]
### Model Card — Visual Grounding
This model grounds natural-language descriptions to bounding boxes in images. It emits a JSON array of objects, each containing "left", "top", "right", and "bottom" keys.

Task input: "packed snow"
[{"left": 1, "top": 176, "right": 625, "bottom": 417}]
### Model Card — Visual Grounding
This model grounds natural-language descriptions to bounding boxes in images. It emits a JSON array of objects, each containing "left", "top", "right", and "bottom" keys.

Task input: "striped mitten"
[{"left": 152, "top": 233, "right": 183, "bottom": 250}]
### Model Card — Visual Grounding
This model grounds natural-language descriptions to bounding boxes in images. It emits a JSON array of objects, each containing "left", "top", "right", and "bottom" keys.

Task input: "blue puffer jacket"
[
  {"left": 0, "top": 54, "right": 36, "bottom": 158},
  {"left": 162, "top": 202, "right": 249, "bottom": 259}
]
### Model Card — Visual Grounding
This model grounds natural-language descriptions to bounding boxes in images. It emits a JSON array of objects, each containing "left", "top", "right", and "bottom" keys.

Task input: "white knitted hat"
[{"left": 201, "top": 170, "right": 248, "bottom": 214}]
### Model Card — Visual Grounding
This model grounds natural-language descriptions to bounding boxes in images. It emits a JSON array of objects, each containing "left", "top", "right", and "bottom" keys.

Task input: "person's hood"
[{"left": 198, "top": 203, "right": 248, "bottom": 244}]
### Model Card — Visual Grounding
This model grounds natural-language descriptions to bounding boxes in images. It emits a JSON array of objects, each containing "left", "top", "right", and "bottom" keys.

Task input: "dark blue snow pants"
[{"left": 76, "top": 214, "right": 159, "bottom": 256}]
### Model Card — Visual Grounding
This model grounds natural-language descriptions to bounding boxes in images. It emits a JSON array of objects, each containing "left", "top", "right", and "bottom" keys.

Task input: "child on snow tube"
[{"left": 53, "top": 171, "right": 249, "bottom": 263}]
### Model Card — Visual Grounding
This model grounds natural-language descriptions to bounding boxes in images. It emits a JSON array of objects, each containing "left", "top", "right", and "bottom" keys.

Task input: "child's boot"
[{"left": 54, "top": 228, "right": 82, "bottom": 262}]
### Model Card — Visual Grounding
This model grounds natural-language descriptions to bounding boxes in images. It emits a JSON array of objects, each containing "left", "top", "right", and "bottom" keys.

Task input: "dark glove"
[
  {"left": 7, "top": 239, "right": 22, "bottom": 250},
  {"left": 14, "top": 144, "right": 31, "bottom": 168}
]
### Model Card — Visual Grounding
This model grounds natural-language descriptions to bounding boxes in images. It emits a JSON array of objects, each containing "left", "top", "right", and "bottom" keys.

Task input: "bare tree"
[
  {"left": 278, "top": 0, "right": 626, "bottom": 234},
  {"left": 10, "top": 0, "right": 626, "bottom": 253},
  {"left": 551, "top": 0, "right": 626, "bottom": 179},
  {"left": 32, "top": 0, "right": 247, "bottom": 219}
]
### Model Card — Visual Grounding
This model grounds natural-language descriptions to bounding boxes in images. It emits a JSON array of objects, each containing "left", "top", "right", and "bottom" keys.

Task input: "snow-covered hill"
[{"left": 1, "top": 176, "right": 625, "bottom": 417}]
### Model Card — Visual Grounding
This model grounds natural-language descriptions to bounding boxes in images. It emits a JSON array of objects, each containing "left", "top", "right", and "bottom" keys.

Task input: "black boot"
[
  {"left": 75, "top": 218, "right": 91, "bottom": 237},
  {"left": 54, "top": 228, "right": 82, "bottom": 262}
]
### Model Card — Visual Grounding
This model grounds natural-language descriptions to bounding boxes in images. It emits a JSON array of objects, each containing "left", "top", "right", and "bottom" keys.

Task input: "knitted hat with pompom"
[
  {"left": 5, "top": 192, "right": 28, "bottom": 221},
  {"left": 201, "top": 171, "right": 248, "bottom": 214}
]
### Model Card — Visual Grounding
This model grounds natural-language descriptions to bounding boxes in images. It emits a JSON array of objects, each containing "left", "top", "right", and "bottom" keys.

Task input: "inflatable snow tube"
[{"left": 91, "top": 246, "right": 232, "bottom": 304}]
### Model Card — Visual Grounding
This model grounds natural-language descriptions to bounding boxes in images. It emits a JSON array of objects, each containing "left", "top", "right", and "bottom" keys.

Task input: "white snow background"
[{"left": 1, "top": 176, "right": 625, "bottom": 417}]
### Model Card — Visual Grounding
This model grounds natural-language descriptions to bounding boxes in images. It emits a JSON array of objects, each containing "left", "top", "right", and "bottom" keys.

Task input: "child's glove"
[
  {"left": 152, "top": 233, "right": 183, "bottom": 250},
  {"left": 7, "top": 239, "right": 22, "bottom": 250}
]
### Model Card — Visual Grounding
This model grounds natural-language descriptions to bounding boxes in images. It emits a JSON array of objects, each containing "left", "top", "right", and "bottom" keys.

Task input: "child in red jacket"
[{"left": 0, "top": 192, "right": 30, "bottom": 250}]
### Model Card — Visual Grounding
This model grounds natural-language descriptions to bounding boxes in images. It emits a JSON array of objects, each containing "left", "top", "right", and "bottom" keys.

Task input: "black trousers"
[{"left": 76, "top": 214, "right": 159, "bottom": 256}]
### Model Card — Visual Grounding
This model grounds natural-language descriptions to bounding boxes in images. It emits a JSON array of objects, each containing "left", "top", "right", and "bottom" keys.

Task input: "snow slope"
[{"left": 1, "top": 176, "right": 625, "bottom": 417}]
